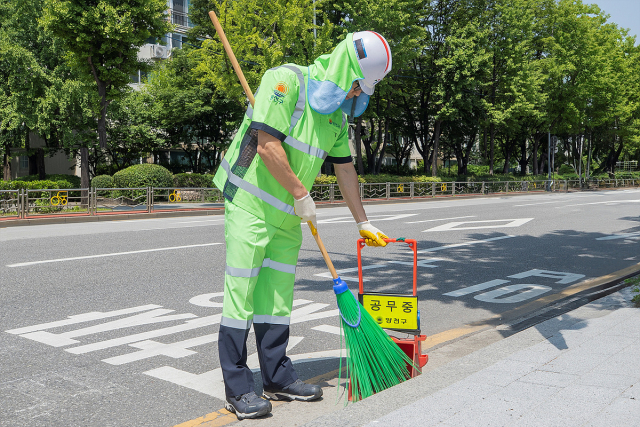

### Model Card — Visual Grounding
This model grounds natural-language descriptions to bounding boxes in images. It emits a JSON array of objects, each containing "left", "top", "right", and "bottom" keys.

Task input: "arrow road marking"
[{"left": 423, "top": 218, "right": 533, "bottom": 232}]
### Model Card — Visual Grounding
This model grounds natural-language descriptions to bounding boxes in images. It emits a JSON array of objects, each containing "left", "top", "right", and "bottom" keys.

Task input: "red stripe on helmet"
[{"left": 369, "top": 31, "right": 390, "bottom": 73}]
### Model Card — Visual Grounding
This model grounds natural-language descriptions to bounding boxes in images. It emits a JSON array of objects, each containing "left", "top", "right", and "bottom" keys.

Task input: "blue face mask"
[
  {"left": 307, "top": 77, "right": 370, "bottom": 117},
  {"left": 340, "top": 94, "right": 370, "bottom": 118}
]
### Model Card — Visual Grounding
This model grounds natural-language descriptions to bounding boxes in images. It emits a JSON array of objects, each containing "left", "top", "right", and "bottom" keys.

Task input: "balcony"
[{"left": 171, "top": 10, "right": 192, "bottom": 30}]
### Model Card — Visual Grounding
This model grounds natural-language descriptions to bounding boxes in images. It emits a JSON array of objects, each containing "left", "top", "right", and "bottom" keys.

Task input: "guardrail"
[{"left": 1, "top": 178, "right": 638, "bottom": 221}]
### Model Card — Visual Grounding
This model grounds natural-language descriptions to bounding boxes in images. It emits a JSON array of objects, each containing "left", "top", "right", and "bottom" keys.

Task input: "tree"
[
  {"left": 41, "top": 0, "right": 172, "bottom": 187},
  {"left": 141, "top": 47, "right": 244, "bottom": 173}
]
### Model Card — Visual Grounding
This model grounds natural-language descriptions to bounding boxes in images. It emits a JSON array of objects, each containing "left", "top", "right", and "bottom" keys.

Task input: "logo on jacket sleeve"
[{"left": 270, "top": 81, "right": 289, "bottom": 105}]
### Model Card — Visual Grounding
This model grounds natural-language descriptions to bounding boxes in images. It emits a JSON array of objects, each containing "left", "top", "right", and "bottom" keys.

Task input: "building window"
[{"left": 19, "top": 156, "right": 29, "bottom": 170}]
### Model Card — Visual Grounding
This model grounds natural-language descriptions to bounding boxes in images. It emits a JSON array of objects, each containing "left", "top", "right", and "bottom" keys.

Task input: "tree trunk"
[
  {"left": 586, "top": 132, "right": 592, "bottom": 179},
  {"left": 375, "top": 116, "right": 390, "bottom": 174},
  {"left": 489, "top": 123, "right": 495, "bottom": 175},
  {"left": 81, "top": 147, "right": 90, "bottom": 206},
  {"left": 519, "top": 137, "right": 527, "bottom": 175},
  {"left": 532, "top": 135, "right": 539, "bottom": 175},
  {"left": 36, "top": 148, "right": 46, "bottom": 180},
  {"left": 88, "top": 56, "right": 110, "bottom": 149},
  {"left": 502, "top": 138, "right": 511, "bottom": 174},
  {"left": 578, "top": 134, "right": 584, "bottom": 181},
  {"left": 431, "top": 120, "right": 441, "bottom": 177},
  {"left": 3, "top": 148, "right": 11, "bottom": 181},
  {"left": 482, "top": 127, "right": 487, "bottom": 162}
]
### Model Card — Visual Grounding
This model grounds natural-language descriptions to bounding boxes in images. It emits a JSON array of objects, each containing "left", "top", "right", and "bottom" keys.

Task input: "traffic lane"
[
  {"left": 2, "top": 192, "right": 638, "bottom": 425},
  {"left": 308, "top": 196, "right": 639, "bottom": 335},
  {"left": 3, "top": 189, "right": 637, "bottom": 336}
]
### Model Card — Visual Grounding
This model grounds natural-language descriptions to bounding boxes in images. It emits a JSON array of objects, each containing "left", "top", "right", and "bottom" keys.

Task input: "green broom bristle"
[{"left": 333, "top": 278, "right": 418, "bottom": 403}]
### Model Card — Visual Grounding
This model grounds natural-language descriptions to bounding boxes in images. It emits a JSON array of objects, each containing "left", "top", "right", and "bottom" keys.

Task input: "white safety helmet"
[{"left": 352, "top": 31, "right": 392, "bottom": 95}]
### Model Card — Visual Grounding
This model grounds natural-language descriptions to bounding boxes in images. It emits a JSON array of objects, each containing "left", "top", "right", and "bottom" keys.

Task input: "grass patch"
[{"left": 625, "top": 275, "right": 640, "bottom": 307}]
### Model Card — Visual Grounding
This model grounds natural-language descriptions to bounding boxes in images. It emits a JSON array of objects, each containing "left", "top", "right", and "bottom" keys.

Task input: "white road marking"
[
  {"left": 311, "top": 324, "right": 341, "bottom": 335},
  {"left": 474, "top": 284, "right": 552, "bottom": 303},
  {"left": 596, "top": 232, "right": 640, "bottom": 241},
  {"left": 102, "top": 333, "right": 220, "bottom": 365},
  {"left": 423, "top": 218, "right": 533, "bottom": 232},
  {"left": 558, "top": 199, "right": 640, "bottom": 208},
  {"left": 315, "top": 264, "right": 386, "bottom": 282},
  {"left": 508, "top": 269, "right": 584, "bottom": 284},
  {"left": 514, "top": 200, "right": 567, "bottom": 207},
  {"left": 389, "top": 258, "right": 442, "bottom": 268},
  {"left": 416, "top": 235, "right": 515, "bottom": 253},
  {"left": 20, "top": 309, "right": 198, "bottom": 347},
  {"left": 405, "top": 215, "right": 475, "bottom": 224},
  {"left": 66, "top": 315, "right": 223, "bottom": 354},
  {"left": 444, "top": 279, "right": 510, "bottom": 297},
  {"left": 143, "top": 341, "right": 342, "bottom": 401},
  {"left": 4, "top": 305, "right": 162, "bottom": 335},
  {"left": 6, "top": 243, "right": 223, "bottom": 267},
  {"left": 317, "top": 214, "right": 418, "bottom": 224}
]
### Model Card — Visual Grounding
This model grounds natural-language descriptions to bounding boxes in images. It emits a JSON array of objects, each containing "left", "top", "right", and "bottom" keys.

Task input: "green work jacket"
[{"left": 213, "top": 64, "right": 352, "bottom": 229}]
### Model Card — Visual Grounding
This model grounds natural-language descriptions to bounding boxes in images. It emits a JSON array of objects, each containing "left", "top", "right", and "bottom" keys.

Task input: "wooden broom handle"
[
  {"left": 307, "top": 222, "right": 339, "bottom": 280},
  {"left": 208, "top": 11, "right": 256, "bottom": 107},
  {"left": 208, "top": 11, "right": 334, "bottom": 280}
]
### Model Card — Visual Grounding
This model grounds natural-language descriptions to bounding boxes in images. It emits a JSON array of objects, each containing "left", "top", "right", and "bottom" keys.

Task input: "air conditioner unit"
[{"left": 152, "top": 45, "right": 170, "bottom": 59}]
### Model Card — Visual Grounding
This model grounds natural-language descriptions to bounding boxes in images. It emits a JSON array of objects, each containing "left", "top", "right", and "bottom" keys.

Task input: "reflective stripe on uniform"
[
  {"left": 279, "top": 65, "right": 306, "bottom": 133},
  {"left": 283, "top": 135, "right": 328, "bottom": 160},
  {"left": 226, "top": 258, "right": 295, "bottom": 278},
  {"left": 221, "top": 159, "right": 296, "bottom": 215},
  {"left": 221, "top": 316, "right": 253, "bottom": 330},
  {"left": 226, "top": 265, "right": 261, "bottom": 278},
  {"left": 262, "top": 258, "right": 296, "bottom": 274},
  {"left": 253, "top": 314, "right": 290, "bottom": 325}
]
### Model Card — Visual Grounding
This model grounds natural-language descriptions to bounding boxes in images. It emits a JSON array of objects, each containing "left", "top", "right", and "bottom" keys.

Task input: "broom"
[{"left": 208, "top": 11, "right": 417, "bottom": 402}]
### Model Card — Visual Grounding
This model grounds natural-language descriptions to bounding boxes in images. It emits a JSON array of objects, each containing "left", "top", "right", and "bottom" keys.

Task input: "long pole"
[{"left": 208, "top": 11, "right": 255, "bottom": 107}]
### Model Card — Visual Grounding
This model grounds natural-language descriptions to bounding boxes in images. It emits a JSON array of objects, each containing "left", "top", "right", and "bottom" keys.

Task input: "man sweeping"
[{"left": 213, "top": 31, "right": 393, "bottom": 420}]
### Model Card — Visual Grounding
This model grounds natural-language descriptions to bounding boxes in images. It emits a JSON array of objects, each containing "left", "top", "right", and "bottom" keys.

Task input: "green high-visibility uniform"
[{"left": 214, "top": 34, "right": 367, "bottom": 398}]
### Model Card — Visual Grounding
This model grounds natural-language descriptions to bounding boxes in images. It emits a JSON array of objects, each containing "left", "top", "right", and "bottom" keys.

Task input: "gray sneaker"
[
  {"left": 225, "top": 391, "right": 272, "bottom": 420},
  {"left": 263, "top": 379, "right": 323, "bottom": 402}
]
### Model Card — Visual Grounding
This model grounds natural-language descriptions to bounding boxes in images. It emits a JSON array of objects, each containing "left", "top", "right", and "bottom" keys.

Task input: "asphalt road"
[{"left": 1, "top": 188, "right": 639, "bottom": 426}]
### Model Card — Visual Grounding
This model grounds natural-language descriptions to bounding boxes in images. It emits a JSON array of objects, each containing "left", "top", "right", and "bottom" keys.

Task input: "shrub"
[
  {"left": 91, "top": 175, "right": 114, "bottom": 189},
  {"left": 174, "top": 173, "right": 214, "bottom": 188},
  {"left": 558, "top": 164, "right": 575, "bottom": 175},
  {"left": 13, "top": 174, "right": 81, "bottom": 188},
  {"left": 0, "top": 179, "right": 73, "bottom": 190},
  {"left": 113, "top": 164, "right": 173, "bottom": 188}
]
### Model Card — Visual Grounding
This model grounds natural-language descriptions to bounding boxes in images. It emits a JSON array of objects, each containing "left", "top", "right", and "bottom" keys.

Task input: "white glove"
[
  {"left": 357, "top": 221, "right": 388, "bottom": 247},
  {"left": 294, "top": 193, "right": 316, "bottom": 227}
]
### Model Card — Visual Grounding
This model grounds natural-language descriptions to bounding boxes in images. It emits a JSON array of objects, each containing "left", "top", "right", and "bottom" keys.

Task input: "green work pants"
[{"left": 219, "top": 202, "right": 302, "bottom": 398}]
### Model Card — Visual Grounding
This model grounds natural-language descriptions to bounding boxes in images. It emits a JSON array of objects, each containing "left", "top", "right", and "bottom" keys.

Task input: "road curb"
[{"left": 423, "top": 260, "right": 640, "bottom": 353}]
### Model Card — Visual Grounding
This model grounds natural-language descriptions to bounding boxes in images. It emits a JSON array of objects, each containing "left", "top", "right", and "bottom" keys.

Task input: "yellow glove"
[{"left": 357, "top": 221, "right": 388, "bottom": 247}]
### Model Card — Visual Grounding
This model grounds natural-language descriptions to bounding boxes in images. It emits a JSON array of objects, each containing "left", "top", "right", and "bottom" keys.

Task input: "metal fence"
[{"left": 1, "top": 178, "right": 638, "bottom": 221}]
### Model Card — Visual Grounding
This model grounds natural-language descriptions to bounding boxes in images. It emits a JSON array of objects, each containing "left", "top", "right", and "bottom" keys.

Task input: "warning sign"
[{"left": 359, "top": 293, "right": 418, "bottom": 331}]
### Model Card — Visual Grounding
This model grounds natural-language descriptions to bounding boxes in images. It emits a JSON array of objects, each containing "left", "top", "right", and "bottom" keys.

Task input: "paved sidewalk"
[{"left": 303, "top": 288, "right": 640, "bottom": 427}]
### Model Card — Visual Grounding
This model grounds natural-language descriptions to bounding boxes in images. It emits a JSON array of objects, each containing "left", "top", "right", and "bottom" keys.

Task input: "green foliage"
[
  {"left": 0, "top": 179, "right": 73, "bottom": 190},
  {"left": 13, "top": 174, "right": 81, "bottom": 187},
  {"left": 140, "top": 47, "right": 243, "bottom": 173},
  {"left": 625, "top": 275, "right": 640, "bottom": 307},
  {"left": 91, "top": 175, "right": 114, "bottom": 189},
  {"left": 41, "top": 0, "right": 172, "bottom": 149},
  {"left": 113, "top": 164, "right": 173, "bottom": 189},
  {"left": 173, "top": 173, "right": 215, "bottom": 188},
  {"left": 558, "top": 164, "right": 575, "bottom": 175}
]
